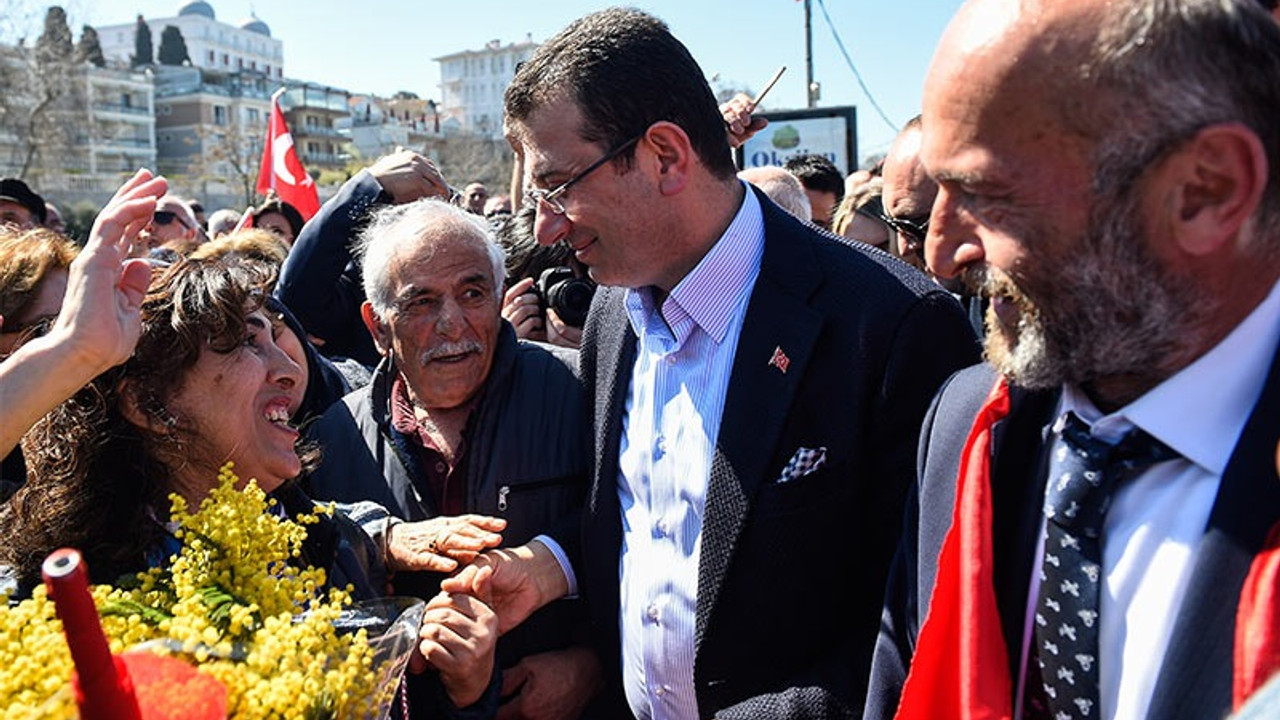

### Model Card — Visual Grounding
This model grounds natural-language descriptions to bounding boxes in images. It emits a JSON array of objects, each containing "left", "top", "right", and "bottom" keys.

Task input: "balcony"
[
  {"left": 93, "top": 102, "right": 153, "bottom": 118},
  {"left": 294, "top": 124, "right": 345, "bottom": 139}
]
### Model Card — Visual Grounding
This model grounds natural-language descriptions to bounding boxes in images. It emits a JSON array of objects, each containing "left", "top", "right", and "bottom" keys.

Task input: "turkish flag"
[{"left": 256, "top": 90, "right": 320, "bottom": 220}]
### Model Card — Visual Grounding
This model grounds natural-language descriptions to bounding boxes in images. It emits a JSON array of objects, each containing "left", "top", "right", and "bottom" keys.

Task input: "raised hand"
[
  {"left": 54, "top": 168, "right": 167, "bottom": 375},
  {"left": 369, "top": 148, "right": 453, "bottom": 204}
]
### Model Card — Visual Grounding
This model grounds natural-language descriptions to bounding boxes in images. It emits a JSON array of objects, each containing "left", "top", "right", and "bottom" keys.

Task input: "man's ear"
[
  {"left": 1159, "top": 122, "right": 1267, "bottom": 257},
  {"left": 643, "top": 121, "right": 693, "bottom": 197},
  {"left": 361, "top": 301, "right": 393, "bottom": 357}
]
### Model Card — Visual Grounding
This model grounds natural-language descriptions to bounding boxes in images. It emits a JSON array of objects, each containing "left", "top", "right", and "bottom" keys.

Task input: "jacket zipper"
[{"left": 497, "top": 477, "right": 571, "bottom": 511}]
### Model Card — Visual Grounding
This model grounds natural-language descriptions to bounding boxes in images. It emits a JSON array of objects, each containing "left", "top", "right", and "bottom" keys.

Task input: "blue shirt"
[{"left": 616, "top": 185, "right": 765, "bottom": 720}]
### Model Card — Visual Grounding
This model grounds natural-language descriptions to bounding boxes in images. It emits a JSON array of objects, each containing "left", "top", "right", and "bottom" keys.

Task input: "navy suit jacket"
[
  {"left": 566, "top": 188, "right": 981, "bottom": 719},
  {"left": 864, "top": 354, "right": 1280, "bottom": 720}
]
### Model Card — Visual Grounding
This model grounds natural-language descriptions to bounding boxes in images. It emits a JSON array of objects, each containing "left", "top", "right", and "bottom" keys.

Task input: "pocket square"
[{"left": 776, "top": 446, "right": 827, "bottom": 483}]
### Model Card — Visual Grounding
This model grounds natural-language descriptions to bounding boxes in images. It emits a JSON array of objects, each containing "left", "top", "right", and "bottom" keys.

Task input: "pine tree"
[
  {"left": 76, "top": 25, "right": 106, "bottom": 67},
  {"left": 157, "top": 25, "right": 191, "bottom": 66},
  {"left": 132, "top": 15, "right": 152, "bottom": 67},
  {"left": 35, "top": 6, "right": 74, "bottom": 67}
]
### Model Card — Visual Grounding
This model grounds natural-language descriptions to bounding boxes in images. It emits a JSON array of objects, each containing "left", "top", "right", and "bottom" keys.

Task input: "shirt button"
[
  {"left": 646, "top": 604, "right": 660, "bottom": 622},
  {"left": 654, "top": 519, "right": 668, "bottom": 537},
  {"left": 434, "top": 461, "right": 446, "bottom": 473},
  {"left": 654, "top": 686, "right": 666, "bottom": 697},
  {"left": 665, "top": 355, "right": 676, "bottom": 366}
]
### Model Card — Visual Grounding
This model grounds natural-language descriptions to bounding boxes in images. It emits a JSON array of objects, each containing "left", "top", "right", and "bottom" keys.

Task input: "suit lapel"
[
  {"left": 582, "top": 287, "right": 633, "bottom": 664},
  {"left": 1146, "top": 345, "right": 1280, "bottom": 720},
  {"left": 696, "top": 196, "right": 824, "bottom": 648}
]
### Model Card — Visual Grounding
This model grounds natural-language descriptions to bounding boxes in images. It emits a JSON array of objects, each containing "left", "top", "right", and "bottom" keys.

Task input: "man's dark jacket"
[
  {"left": 563, "top": 188, "right": 981, "bottom": 719},
  {"left": 305, "top": 322, "right": 591, "bottom": 667},
  {"left": 862, "top": 357, "right": 1280, "bottom": 720}
]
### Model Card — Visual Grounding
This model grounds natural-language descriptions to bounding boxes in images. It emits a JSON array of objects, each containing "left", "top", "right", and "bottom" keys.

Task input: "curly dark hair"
[{"left": 0, "top": 257, "right": 301, "bottom": 589}]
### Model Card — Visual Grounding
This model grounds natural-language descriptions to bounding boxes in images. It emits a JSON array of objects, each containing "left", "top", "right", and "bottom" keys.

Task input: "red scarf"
[
  {"left": 1235, "top": 523, "right": 1280, "bottom": 710},
  {"left": 895, "top": 376, "right": 1280, "bottom": 718},
  {"left": 894, "top": 376, "right": 1013, "bottom": 720}
]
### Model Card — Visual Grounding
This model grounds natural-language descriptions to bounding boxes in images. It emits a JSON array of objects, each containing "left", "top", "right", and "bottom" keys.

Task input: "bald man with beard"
[{"left": 865, "top": 1, "right": 1280, "bottom": 719}]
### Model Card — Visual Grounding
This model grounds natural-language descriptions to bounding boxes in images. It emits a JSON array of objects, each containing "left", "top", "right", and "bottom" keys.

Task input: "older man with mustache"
[{"left": 303, "top": 198, "right": 604, "bottom": 719}]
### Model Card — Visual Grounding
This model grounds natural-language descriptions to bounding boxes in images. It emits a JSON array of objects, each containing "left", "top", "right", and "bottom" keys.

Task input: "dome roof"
[
  {"left": 177, "top": 1, "right": 215, "bottom": 19},
  {"left": 239, "top": 14, "right": 271, "bottom": 36}
]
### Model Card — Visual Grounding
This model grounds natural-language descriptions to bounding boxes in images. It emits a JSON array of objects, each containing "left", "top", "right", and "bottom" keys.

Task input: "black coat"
[{"left": 568, "top": 188, "right": 981, "bottom": 719}]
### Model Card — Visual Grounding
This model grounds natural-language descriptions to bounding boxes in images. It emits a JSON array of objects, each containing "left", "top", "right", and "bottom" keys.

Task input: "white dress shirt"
[
  {"left": 1015, "top": 279, "right": 1280, "bottom": 720},
  {"left": 615, "top": 186, "right": 764, "bottom": 720}
]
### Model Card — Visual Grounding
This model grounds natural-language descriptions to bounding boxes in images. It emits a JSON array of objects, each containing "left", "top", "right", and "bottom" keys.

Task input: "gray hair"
[
  {"left": 354, "top": 198, "right": 507, "bottom": 319},
  {"left": 737, "top": 166, "right": 813, "bottom": 223},
  {"left": 1066, "top": 0, "right": 1280, "bottom": 249}
]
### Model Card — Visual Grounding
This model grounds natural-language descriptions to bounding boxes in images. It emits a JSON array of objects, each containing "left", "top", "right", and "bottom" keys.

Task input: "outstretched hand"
[
  {"left": 386, "top": 513, "right": 506, "bottom": 573},
  {"left": 441, "top": 542, "right": 569, "bottom": 636},
  {"left": 55, "top": 168, "right": 166, "bottom": 375}
]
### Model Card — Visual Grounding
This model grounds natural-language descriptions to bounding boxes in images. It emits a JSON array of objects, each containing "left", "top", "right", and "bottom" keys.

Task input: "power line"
[{"left": 814, "top": 0, "right": 899, "bottom": 134}]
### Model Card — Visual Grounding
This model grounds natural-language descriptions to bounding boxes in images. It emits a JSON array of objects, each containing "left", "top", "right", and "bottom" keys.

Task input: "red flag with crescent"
[{"left": 256, "top": 90, "right": 320, "bottom": 220}]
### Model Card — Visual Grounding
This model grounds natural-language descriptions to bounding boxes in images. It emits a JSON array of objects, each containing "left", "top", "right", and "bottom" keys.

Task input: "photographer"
[{"left": 495, "top": 207, "right": 594, "bottom": 349}]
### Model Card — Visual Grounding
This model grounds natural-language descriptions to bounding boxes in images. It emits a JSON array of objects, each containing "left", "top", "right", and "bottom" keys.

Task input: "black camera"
[{"left": 535, "top": 266, "right": 596, "bottom": 328}]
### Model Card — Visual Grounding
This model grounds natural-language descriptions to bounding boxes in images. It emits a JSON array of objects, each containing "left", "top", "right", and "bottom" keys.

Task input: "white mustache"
[{"left": 418, "top": 340, "right": 483, "bottom": 365}]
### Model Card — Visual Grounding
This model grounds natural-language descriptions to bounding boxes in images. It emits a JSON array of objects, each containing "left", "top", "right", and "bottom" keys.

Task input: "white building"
[
  {"left": 97, "top": 1, "right": 284, "bottom": 80},
  {"left": 435, "top": 36, "right": 538, "bottom": 139},
  {"left": 84, "top": 66, "right": 157, "bottom": 175}
]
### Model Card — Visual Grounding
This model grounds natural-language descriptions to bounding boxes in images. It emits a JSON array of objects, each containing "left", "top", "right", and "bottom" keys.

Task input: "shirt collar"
[
  {"left": 1062, "top": 278, "right": 1280, "bottom": 475},
  {"left": 624, "top": 182, "right": 765, "bottom": 345}
]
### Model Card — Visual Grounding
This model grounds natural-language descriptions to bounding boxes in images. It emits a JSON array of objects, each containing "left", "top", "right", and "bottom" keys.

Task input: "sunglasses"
[
  {"left": 879, "top": 211, "right": 930, "bottom": 249},
  {"left": 152, "top": 210, "right": 190, "bottom": 229}
]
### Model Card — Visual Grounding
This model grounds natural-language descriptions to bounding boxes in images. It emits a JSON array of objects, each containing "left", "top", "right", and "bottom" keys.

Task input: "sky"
[{"left": 25, "top": 0, "right": 963, "bottom": 165}]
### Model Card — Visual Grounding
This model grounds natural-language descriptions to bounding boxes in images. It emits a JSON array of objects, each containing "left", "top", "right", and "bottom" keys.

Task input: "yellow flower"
[{"left": 0, "top": 463, "right": 388, "bottom": 719}]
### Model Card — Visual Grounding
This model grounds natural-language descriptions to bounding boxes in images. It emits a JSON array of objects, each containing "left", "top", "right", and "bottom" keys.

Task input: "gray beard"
[{"left": 981, "top": 194, "right": 1203, "bottom": 391}]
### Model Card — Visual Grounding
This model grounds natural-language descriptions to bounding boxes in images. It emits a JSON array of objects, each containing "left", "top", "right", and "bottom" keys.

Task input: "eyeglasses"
[
  {"left": 152, "top": 210, "right": 190, "bottom": 229},
  {"left": 523, "top": 133, "right": 643, "bottom": 215},
  {"left": 880, "top": 211, "right": 930, "bottom": 250}
]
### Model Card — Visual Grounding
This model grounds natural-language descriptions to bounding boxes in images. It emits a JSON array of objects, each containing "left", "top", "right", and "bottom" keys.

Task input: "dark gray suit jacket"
[
  {"left": 864, "top": 354, "right": 1280, "bottom": 720},
  {"left": 564, "top": 188, "right": 981, "bottom": 719}
]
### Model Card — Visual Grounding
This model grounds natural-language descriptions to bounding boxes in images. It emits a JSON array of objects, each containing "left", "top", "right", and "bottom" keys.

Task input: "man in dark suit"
[
  {"left": 864, "top": 1, "right": 1280, "bottom": 719},
  {"left": 442, "top": 7, "right": 979, "bottom": 720}
]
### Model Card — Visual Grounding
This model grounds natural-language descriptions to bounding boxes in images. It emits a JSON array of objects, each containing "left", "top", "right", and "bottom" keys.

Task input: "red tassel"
[
  {"left": 43, "top": 548, "right": 143, "bottom": 720},
  {"left": 895, "top": 376, "right": 1014, "bottom": 720}
]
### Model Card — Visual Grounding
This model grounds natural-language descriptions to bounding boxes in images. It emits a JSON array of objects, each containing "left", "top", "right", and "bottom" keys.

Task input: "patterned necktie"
[{"left": 1028, "top": 412, "right": 1177, "bottom": 720}]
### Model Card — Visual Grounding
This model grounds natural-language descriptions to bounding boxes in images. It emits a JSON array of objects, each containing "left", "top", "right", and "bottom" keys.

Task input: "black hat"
[{"left": 0, "top": 178, "right": 47, "bottom": 225}]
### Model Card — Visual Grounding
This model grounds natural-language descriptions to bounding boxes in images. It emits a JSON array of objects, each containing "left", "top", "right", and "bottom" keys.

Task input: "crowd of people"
[{"left": 4, "top": 0, "right": 1280, "bottom": 719}]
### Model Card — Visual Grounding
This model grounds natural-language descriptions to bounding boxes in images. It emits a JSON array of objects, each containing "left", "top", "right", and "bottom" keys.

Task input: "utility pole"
[{"left": 804, "top": 0, "right": 818, "bottom": 107}]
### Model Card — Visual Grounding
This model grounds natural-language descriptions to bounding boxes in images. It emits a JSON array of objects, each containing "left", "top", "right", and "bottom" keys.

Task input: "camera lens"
[{"left": 538, "top": 267, "right": 596, "bottom": 328}]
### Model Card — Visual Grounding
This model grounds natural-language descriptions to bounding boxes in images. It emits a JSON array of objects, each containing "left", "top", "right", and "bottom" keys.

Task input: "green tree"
[
  {"left": 132, "top": 15, "right": 152, "bottom": 67},
  {"left": 76, "top": 25, "right": 105, "bottom": 67},
  {"left": 157, "top": 24, "right": 189, "bottom": 66}
]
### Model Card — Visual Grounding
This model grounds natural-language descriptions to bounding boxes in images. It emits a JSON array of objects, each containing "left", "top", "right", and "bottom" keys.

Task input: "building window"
[
  {"left": 208, "top": 50, "right": 215, "bottom": 64},
  {"left": 214, "top": 106, "right": 227, "bottom": 126},
  {"left": 247, "top": 107, "right": 260, "bottom": 124},
  {"left": 222, "top": 53, "right": 229, "bottom": 65}
]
